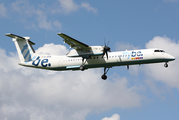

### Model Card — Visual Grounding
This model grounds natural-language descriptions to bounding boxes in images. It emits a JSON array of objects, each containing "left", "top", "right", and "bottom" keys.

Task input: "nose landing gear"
[
  {"left": 164, "top": 62, "right": 168, "bottom": 68},
  {"left": 101, "top": 74, "right": 107, "bottom": 80}
]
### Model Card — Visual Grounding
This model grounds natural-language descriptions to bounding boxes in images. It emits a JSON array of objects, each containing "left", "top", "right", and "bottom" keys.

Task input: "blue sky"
[{"left": 0, "top": 0, "right": 179, "bottom": 120}]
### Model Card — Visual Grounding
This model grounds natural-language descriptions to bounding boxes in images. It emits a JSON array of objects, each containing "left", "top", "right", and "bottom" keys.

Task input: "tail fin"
[{"left": 5, "top": 33, "right": 35, "bottom": 63}]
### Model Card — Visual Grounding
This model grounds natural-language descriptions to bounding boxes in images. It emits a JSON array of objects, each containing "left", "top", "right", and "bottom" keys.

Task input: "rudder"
[{"left": 5, "top": 33, "right": 35, "bottom": 63}]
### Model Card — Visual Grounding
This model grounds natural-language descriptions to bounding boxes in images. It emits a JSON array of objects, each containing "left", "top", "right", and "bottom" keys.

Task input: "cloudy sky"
[{"left": 0, "top": 0, "right": 179, "bottom": 120}]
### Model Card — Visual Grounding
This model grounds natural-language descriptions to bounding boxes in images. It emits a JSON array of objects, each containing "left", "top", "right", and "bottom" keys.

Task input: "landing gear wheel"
[
  {"left": 164, "top": 63, "right": 168, "bottom": 68},
  {"left": 101, "top": 74, "right": 107, "bottom": 80},
  {"left": 80, "top": 58, "right": 87, "bottom": 71},
  {"left": 80, "top": 65, "right": 85, "bottom": 71},
  {"left": 101, "top": 67, "right": 110, "bottom": 80}
]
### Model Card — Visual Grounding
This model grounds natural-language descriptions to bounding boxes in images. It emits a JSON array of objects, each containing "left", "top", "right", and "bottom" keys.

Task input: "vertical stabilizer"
[{"left": 5, "top": 33, "right": 35, "bottom": 63}]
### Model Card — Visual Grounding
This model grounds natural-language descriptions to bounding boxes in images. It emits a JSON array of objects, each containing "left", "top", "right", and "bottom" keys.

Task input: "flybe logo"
[
  {"left": 131, "top": 51, "right": 143, "bottom": 57},
  {"left": 32, "top": 56, "right": 51, "bottom": 67},
  {"left": 123, "top": 51, "right": 143, "bottom": 60}
]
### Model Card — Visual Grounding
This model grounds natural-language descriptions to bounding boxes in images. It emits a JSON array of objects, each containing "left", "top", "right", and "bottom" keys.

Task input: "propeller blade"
[
  {"left": 104, "top": 39, "right": 106, "bottom": 47},
  {"left": 106, "top": 51, "right": 108, "bottom": 59},
  {"left": 107, "top": 41, "right": 110, "bottom": 46},
  {"left": 102, "top": 51, "right": 105, "bottom": 58}
]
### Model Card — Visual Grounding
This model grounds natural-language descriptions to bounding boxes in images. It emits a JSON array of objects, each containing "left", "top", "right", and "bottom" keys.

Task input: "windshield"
[{"left": 154, "top": 50, "right": 165, "bottom": 52}]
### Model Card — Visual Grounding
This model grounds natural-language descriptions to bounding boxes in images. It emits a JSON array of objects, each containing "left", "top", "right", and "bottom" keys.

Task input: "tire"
[
  {"left": 101, "top": 74, "right": 107, "bottom": 80},
  {"left": 80, "top": 65, "right": 85, "bottom": 71},
  {"left": 164, "top": 63, "right": 168, "bottom": 68}
]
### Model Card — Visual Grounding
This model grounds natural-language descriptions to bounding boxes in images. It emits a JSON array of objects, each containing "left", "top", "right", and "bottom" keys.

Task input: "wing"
[{"left": 57, "top": 33, "right": 90, "bottom": 50}]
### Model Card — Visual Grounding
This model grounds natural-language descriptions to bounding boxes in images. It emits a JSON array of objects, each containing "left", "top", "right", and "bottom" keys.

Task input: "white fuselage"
[{"left": 19, "top": 48, "right": 175, "bottom": 71}]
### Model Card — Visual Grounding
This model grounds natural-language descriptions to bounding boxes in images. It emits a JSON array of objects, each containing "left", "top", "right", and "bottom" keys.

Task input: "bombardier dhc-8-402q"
[{"left": 5, "top": 33, "right": 175, "bottom": 80}]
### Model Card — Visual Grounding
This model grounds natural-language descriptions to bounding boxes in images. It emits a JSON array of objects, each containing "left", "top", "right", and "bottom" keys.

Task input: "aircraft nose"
[
  {"left": 166, "top": 54, "right": 175, "bottom": 61},
  {"left": 171, "top": 56, "right": 175, "bottom": 61}
]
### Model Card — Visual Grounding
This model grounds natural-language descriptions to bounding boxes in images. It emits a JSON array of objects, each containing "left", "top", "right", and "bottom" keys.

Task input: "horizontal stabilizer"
[
  {"left": 6, "top": 33, "right": 25, "bottom": 39},
  {"left": 5, "top": 33, "right": 35, "bottom": 45}
]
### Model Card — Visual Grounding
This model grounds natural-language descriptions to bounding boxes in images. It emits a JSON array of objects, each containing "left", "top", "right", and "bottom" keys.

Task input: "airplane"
[{"left": 5, "top": 33, "right": 175, "bottom": 80}]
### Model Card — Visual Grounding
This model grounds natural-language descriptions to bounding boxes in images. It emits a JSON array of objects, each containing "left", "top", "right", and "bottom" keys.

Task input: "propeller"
[{"left": 102, "top": 40, "right": 111, "bottom": 59}]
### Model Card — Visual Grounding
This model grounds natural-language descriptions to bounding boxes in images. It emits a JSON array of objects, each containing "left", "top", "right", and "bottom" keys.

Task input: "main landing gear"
[
  {"left": 80, "top": 58, "right": 87, "bottom": 71},
  {"left": 101, "top": 67, "right": 110, "bottom": 80},
  {"left": 164, "top": 62, "right": 168, "bottom": 68}
]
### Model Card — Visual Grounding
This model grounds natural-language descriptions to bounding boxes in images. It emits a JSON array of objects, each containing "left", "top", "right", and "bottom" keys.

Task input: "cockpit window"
[
  {"left": 160, "top": 50, "right": 165, "bottom": 52},
  {"left": 154, "top": 50, "right": 165, "bottom": 52},
  {"left": 154, "top": 50, "right": 160, "bottom": 52}
]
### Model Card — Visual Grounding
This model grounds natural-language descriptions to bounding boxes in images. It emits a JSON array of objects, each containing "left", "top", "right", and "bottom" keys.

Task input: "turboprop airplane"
[{"left": 5, "top": 33, "right": 175, "bottom": 80}]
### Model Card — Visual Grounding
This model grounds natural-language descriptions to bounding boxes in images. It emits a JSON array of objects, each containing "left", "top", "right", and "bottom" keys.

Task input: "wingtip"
[
  {"left": 57, "top": 33, "right": 63, "bottom": 35},
  {"left": 5, "top": 33, "right": 11, "bottom": 36}
]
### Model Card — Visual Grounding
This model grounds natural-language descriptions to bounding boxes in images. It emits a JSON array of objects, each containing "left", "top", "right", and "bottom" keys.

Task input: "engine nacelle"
[{"left": 67, "top": 46, "right": 104, "bottom": 57}]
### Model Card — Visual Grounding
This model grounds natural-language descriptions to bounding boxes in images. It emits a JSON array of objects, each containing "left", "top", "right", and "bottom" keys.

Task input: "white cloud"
[
  {"left": 5, "top": 0, "right": 97, "bottom": 30},
  {"left": 145, "top": 79, "right": 169, "bottom": 99},
  {"left": 10, "top": 0, "right": 97, "bottom": 30},
  {"left": 146, "top": 36, "right": 179, "bottom": 57},
  {"left": 0, "top": 43, "right": 142, "bottom": 120},
  {"left": 81, "top": 2, "right": 98, "bottom": 13},
  {"left": 53, "top": 20, "right": 62, "bottom": 30},
  {"left": 58, "top": 0, "right": 79, "bottom": 14},
  {"left": 55, "top": 0, "right": 98, "bottom": 14},
  {"left": 36, "top": 43, "right": 69, "bottom": 55},
  {"left": 11, "top": 0, "right": 62, "bottom": 30},
  {"left": 0, "top": 3, "right": 7, "bottom": 18},
  {"left": 102, "top": 114, "right": 120, "bottom": 120},
  {"left": 145, "top": 36, "right": 179, "bottom": 89},
  {"left": 115, "top": 42, "right": 139, "bottom": 51},
  {"left": 0, "top": 49, "right": 19, "bottom": 72},
  {"left": 11, "top": 0, "right": 34, "bottom": 16},
  {"left": 35, "top": 10, "right": 53, "bottom": 30}
]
